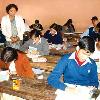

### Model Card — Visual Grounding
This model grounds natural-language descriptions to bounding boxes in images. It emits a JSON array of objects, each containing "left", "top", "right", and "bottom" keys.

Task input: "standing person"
[
  {"left": 0, "top": 47, "right": 35, "bottom": 78},
  {"left": 1, "top": 4, "right": 25, "bottom": 49},
  {"left": 48, "top": 36, "right": 99, "bottom": 100}
]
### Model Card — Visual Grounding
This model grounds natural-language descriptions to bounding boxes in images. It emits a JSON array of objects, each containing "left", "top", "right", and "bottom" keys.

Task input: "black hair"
[
  {"left": 78, "top": 36, "right": 95, "bottom": 53},
  {"left": 1, "top": 47, "right": 18, "bottom": 63},
  {"left": 91, "top": 16, "right": 98, "bottom": 20},
  {"left": 64, "top": 19, "right": 73, "bottom": 26},
  {"left": 35, "top": 20, "right": 39, "bottom": 24},
  {"left": 6, "top": 4, "right": 18, "bottom": 14},
  {"left": 50, "top": 23, "right": 58, "bottom": 31},
  {"left": 30, "top": 30, "right": 41, "bottom": 38},
  {"left": 23, "top": 19, "right": 25, "bottom": 23}
]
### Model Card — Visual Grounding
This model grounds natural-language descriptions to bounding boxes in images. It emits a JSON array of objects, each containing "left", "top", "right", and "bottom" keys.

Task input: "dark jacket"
[{"left": 44, "top": 30, "right": 63, "bottom": 44}]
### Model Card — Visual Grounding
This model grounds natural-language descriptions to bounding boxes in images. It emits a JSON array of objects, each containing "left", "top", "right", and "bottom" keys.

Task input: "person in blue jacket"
[{"left": 48, "top": 36, "right": 99, "bottom": 100}]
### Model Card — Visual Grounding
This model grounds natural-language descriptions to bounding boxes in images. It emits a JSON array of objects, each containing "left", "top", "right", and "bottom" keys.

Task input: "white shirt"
[
  {"left": 90, "top": 42, "right": 100, "bottom": 59},
  {"left": 1, "top": 15, "right": 25, "bottom": 41},
  {"left": 9, "top": 61, "right": 16, "bottom": 74}
]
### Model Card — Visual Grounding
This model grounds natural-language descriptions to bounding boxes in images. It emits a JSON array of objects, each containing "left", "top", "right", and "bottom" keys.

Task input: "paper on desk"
[
  {"left": 55, "top": 85, "right": 92, "bottom": 100},
  {"left": 29, "top": 46, "right": 37, "bottom": 51},
  {"left": 0, "top": 70, "right": 9, "bottom": 82},
  {"left": 37, "top": 75, "right": 43, "bottom": 79},
  {"left": 32, "top": 57, "right": 47, "bottom": 62},
  {"left": 49, "top": 44, "right": 63, "bottom": 50},
  {"left": 32, "top": 68, "right": 44, "bottom": 74},
  {"left": 26, "top": 53, "right": 41, "bottom": 58}
]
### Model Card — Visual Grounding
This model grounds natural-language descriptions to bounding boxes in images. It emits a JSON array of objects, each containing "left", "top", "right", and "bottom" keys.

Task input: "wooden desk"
[
  {"left": 64, "top": 32, "right": 81, "bottom": 42},
  {"left": 30, "top": 55, "right": 61, "bottom": 72},
  {"left": 30, "top": 47, "right": 76, "bottom": 72},
  {"left": 0, "top": 77, "right": 99, "bottom": 100},
  {"left": 74, "top": 32, "right": 83, "bottom": 36},
  {"left": 50, "top": 46, "right": 76, "bottom": 56},
  {"left": 31, "top": 62, "right": 56, "bottom": 72},
  {"left": 0, "top": 78, "right": 56, "bottom": 100},
  {"left": 44, "top": 55, "right": 61, "bottom": 63}
]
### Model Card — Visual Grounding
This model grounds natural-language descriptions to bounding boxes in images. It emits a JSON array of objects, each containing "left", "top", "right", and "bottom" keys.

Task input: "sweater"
[
  {"left": 20, "top": 37, "right": 49, "bottom": 56},
  {"left": 48, "top": 52, "right": 99, "bottom": 91},
  {"left": 44, "top": 30, "right": 63, "bottom": 44},
  {"left": 0, "top": 52, "right": 35, "bottom": 78}
]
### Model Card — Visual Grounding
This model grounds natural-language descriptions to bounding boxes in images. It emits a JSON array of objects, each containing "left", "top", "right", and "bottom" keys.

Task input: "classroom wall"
[{"left": 0, "top": 0, "right": 100, "bottom": 32}]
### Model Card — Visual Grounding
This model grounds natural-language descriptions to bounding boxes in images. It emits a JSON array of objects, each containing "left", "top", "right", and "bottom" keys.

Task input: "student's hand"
[
  {"left": 32, "top": 50, "right": 39, "bottom": 55},
  {"left": 25, "top": 50, "right": 28, "bottom": 53},
  {"left": 10, "top": 36, "right": 20, "bottom": 43}
]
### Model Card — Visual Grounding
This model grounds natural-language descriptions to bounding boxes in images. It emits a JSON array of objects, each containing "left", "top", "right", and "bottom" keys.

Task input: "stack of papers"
[
  {"left": 32, "top": 57, "right": 47, "bottom": 62},
  {"left": 32, "top": 68, "right": 44, "bottom": 74}
]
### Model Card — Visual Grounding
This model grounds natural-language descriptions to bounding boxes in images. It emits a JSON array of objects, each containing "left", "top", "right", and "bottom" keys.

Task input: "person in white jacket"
[{"left": 1, "top": 4, "right": 25, "bottom": 49}]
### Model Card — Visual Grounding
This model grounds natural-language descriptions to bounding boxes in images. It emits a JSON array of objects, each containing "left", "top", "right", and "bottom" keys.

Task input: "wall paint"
[{"left": 0, "top": 0, "right": 100, "bottom": 32}]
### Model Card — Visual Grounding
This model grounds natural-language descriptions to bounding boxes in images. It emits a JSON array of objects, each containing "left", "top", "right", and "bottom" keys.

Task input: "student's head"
[
  {"left": 91, "top": 16, "right": 98, "bottom": 27},
  {"left": 64, "top": 19, "right": 73, "bottom": 26},
  {"left": 77, "top": 36, "right": 95, "bottom": 61},
  {"left": 50, "top": 23, "right": 58, "bottom": 36},
  {"left": 30, "top": 30, "right": 41, "bottom": 43},
  {"left": 67, "top": 19, "right": 72, "bottom": 24},
  {"left": 6, "top": 4, "right": 18, "bottom": 16},
  {"left": 1, "top": 47, "right": 18, "bottom": 63},
  {"left": 35, "top": 20, "right": 39, "bottom": 24}
]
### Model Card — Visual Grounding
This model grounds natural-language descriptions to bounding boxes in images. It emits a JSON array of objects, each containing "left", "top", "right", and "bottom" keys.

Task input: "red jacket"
[{"left": 0, "top": 52, "right": 35, "bottom": 78}]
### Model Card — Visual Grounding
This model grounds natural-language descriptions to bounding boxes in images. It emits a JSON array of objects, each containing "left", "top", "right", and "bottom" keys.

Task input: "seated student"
[
  {"left": 20, "top": 30, "right": 49, "bottom": 56},
  {"left": 44, "top": 23, "right": 63, "bottom": 44},
  {"left": 62, "top": 19, "right": 75, "bottom": 33},
  {"left": 0, "top": 47, "right": 35, "bottom": 78},
  {"left": 30, "top": 19, "right": 43, "bottom": 31},
  {"left": 81, "top": 16, "right": 99, "bottom": 40},
  {"left": 48, "top": 36, "right": 99, "bottom": 100}
]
